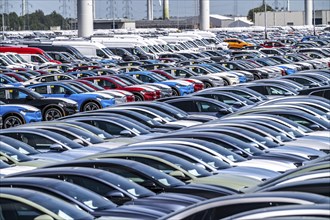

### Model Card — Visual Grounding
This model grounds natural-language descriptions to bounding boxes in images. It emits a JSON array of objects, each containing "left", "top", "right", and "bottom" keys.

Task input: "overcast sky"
[{"left": 7, "top": 0, "right": 330, "bottom": 19}]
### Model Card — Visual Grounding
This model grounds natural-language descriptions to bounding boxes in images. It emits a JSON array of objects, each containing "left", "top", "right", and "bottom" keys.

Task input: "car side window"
[
  {"left": 169, "top": 101, "right": 196, "bottom": 112},
  {"left": 50, "top": 85, "right": 67, "bottom": 94},
  {"left": 249, "top": 86, "right": 267, "bottom": 94},
  {"left": 8, "top": 89, "right": 28, "bottom": 99},
  {"left": 266, "top": 86, "right": 287, "bottom": 95},
  {"left": 0, "top": 90, "right": 6, "bottom": 99},
  {"left": 0, "top": 198, "right": 44, "bottom": 220},
  {"left": 33, "top": 86, "right": 48, "bottom": 94},
  {"left": 10, "top": 133, "right": 56, "bottom": 151},
  {"left": 196, "top": 101, "right": 220, "bottom": 112},
  {"left": 61, "top": 175, "right": 116, "bottom": 196},
  {"left": 40, "top": 76, "right": 55, "bottom": 82}
]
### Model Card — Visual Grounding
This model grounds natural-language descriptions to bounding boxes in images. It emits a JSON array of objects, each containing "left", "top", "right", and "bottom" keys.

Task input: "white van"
[
  {"left": 92, "top": 37, "right": 158, "bottom": 59},
  {"left": 52, "top": 40, "right": 122, "bottom": 60}
]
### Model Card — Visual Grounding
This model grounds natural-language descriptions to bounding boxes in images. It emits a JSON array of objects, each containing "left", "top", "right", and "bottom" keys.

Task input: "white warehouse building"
[{"left": 254, "top": 10, "right": 330, "bottom": 26}]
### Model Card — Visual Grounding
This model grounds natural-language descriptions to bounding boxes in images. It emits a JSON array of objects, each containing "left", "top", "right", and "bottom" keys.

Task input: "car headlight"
[{"left": 58, "top": 102, "right": 67, "bottom": 108}]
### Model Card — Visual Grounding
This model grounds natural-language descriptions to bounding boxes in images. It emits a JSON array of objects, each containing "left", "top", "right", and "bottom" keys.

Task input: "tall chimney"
[
  {"left": 163, "top": 0, "right": 169, "bottom": 20},
  {"left": 199, "top": 0, "right": 210, "bottom": 30},
  {"left": 77, "top": 0, "right": 94, "bottom": 38},
  {"left": 147, "top": 0, "right": 153, "bottom": 20},
  {"left": 304, "top": 0, "right": 313, "bottom": 25}
]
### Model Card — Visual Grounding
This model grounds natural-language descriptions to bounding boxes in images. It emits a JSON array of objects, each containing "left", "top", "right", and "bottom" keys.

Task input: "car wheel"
[
  {"left": 223, "top": 79, "right": 230, "bottom": 86},
  {"left": 204, "top": 82, "right": 212, "bottom": 88},
  {"left": 134, "top": 94, "right": 144, "bottom": 101},
  {"left": 3, "top": 115, "right": 23, "bottom": 128},
  {"left": 83, "top": 101, "right": 100, "bottom": 111},
  {"left": 172, "top": 88, "right": 180, "bottom": 96},
  {"left": 44, "top": 107, "right": 63, "bottom": 121}
]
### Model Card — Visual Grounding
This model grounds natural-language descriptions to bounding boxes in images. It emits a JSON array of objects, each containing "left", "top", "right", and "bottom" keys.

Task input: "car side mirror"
[
  {"left": 233, "top": 149, "right": 244, "bottom": 156},
  {"left": 194, "top": 163, "right": 206, "bottom": 170},
  {"left": 49, "top": 144, "right": 65, "bottom": 152},
  {"left": 141, "top": 180, "right": 157, "bottom": 188},
  {"left": 284, "top": 92, "right": 293, "bottom": 96},
  {"left": 232, "top": 101, "right": 244, "bottom": 108},
  {"left": 153, "top": 118, "right": 163, "bottom": 123},
  {"left": 106, "top": 190, "right": 125, "bottom": 199},
  {"left": 218, "top": 109, "right": 231, "bottom": 115},
  {"left": 65, "top": 90, "right": 73, "bottom": 95},
  {"left": 248, "top": 96, "right": 259, "bottom": 102},
  {"left": 34, "top": 215, "right": 54, "bottom": 220},
  {"left": 120, "top": 130, "right": 134, "bottom": 137},
  {"left": 169, "top": 170, "right": 185, "bottom": 178},
  {"left": 309, "top": 124, "right": 321, "bottom": 131}
]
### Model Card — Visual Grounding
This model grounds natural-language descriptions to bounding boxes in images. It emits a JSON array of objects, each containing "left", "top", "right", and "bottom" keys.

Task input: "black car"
[
  {"left": 0, "top": 87, "right": 78, "bottom": 120},
  {"left": 298, "top": 86, "right": 330, "bottom": 98},
  {"left": 43, "top": 158, "right": 237, "bottom": 199},
  {"left": 160, "top": 96, "right": 235, "bottom": 118},
  {"left": 0, "top": 177, "right": 169, "bottom": 219}
]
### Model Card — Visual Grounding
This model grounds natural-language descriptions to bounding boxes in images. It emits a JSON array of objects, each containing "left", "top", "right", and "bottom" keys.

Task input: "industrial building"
[{"left": 254, "top": 10, "right": 330, "bottom": 27}]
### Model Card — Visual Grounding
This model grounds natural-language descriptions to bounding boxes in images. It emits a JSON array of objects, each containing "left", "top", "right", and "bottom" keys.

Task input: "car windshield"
[
  {"left": 0, "top": 135, "right": 40, "bottom": 155},
  {"left": 68, "top": 121, "right": 113, "bottom": 140},
  {"left": 1, "top": 143, "right": 32, "bottom": 162},
  {"left": 161, "top": 154, "right": 211, "bottom": 177},
  {"left": 23, "top": 88, "right": 44, "bottom": 99},
  {"left": 25, "top": 190, "right": 94, "bottom": 220},
  {"left": 96, "top": 172, "right": 155, "bottom": 198},
  {"left": 182, "top": 148, "right": 231, "bottom": 170},
  {"left": 53, "top": 182, "right": 117, "bottom": 210}
]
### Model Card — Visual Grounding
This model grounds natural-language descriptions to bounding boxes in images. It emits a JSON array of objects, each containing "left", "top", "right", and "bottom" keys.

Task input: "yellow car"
[{"left": 223, "top": 38, "right": 253, "bottom": 49}]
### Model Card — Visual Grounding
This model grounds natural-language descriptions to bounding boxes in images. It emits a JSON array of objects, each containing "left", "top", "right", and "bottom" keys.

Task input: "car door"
[
  {"left": 5, "top": 88, "right": 32, "bottom": 105},
  {"left": 195, "top": 101, "right": 228, "bottom": 117},
  {"left": 168, "top": 100, "right": 198, "bottom": 114}
]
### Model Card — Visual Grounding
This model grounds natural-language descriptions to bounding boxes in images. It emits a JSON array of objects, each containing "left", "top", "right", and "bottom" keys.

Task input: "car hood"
[
  {"left": 0, "top": 165, "right": 36, "bottom": 177},
  {"left": 236, "top": 159, "right": 296, "bottom": 172},
  {"left": 189, "top": 173, "right": 260, "bottom": 192},
  {"left": 167, "top": 120, "right": 202, "bottom": 127}
]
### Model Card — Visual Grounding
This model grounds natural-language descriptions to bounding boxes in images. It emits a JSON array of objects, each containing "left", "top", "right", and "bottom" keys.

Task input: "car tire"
[
  {"left": 44, "top": 107, "right": 63, "bottom": 121},
  {"left": 134, "top": 94, "right": 144, "bottom": 101},
  {"left": 204, "top": 82, "right": 212, "bottom": 88},
  {"left": 82, "top": 101, "right": 100, "bottom": 111},
  {"left": 223, "top": 79, "right": 230, "bottom": 86},
  {"left": 172, "top": 88, "right": 180, "bottom": 96},
  {"left": 3, "top": 115, "right": 24, "bottom": 128}
]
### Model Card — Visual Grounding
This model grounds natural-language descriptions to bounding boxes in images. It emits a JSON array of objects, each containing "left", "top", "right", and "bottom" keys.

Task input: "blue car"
[
  {"left": 0, "top": 74, "right": 23, "bottom": 87},
  {"left": 27, "top": 82, "right": 116, "bottom": 112},
  {"left": 126, "top": 71, "right": 194, "bottom": 96},
  {"left": 0, "top": 101, "right": 42, "bottom": 128}
]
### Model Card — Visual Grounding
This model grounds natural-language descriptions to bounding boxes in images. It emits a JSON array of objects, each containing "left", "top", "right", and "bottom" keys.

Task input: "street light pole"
[{"left": 264, "top": 0, "right": 268, "bottom": 39}]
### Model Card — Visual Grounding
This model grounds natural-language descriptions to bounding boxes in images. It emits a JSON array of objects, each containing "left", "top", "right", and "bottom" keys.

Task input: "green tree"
[{"left": 247, "top": 4, "right": 274, "bottom": 22}]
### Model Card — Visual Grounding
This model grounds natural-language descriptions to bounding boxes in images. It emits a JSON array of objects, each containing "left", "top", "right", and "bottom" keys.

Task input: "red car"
[
  {"left": 260, "top": 41, "right": 286, "bottom": 48},
  {"left": 109, "top": 75, "right": 162, "bottom": 99},
  {"left": 151, "top": 69, "right": 204, "bottom": 92},
  {"left": 76, "top": 79, "right": 135, "bottom": 102},
  {"left": 81, "top": 76, "right": 158, "bottom": 101}
]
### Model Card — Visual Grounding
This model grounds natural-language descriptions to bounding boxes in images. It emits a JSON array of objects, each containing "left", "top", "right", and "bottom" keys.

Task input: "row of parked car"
[
  {"left": 0, "top": 31, "right": 329, "bottom": 219},
  {"left": 0, "top": 72, "right": 329, "bottom": 219}
]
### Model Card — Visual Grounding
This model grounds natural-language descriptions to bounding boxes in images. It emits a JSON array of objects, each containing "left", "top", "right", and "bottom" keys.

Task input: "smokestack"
[
  {"left": 287, "top": 0, "right": 290, "bottom": 11},
  {"left": 304, "top": 0, "right": 313, "bottom": 25},
  {"left": 147, "top": 0, "right": 153, "bottom": 20},
  {"left": 163, "top": 0, "right": 169, "bottom": 20},
  {"left": 77, "top": 0, "right": 94, "bottom": 38},
  {"left": 199, "top": 0, "right": 210, "bottom": 30}
]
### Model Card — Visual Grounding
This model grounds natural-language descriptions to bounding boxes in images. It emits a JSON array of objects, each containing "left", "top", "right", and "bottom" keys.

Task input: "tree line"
[{"left": 1, "top": 10, "right": 70, "bottom": 31}]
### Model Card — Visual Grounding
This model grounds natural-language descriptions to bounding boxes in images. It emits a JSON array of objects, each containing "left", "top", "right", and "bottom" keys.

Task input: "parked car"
[
  {"left": 27, "top": 81, "right": 116, "bottom": 111},
  {"left": 0, "top": 87, "right": 78, "bottom": 120}
]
